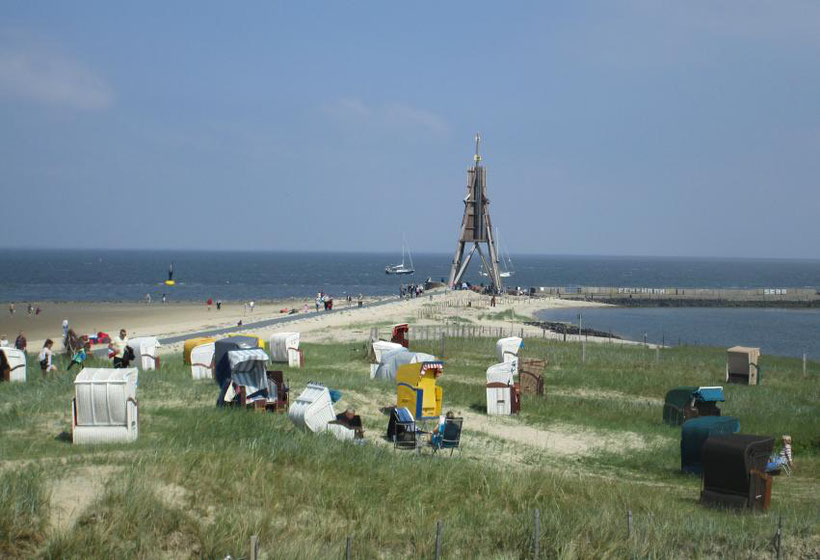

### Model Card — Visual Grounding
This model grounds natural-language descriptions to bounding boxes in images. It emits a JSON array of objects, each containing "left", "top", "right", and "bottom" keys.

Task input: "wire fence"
[{"left": 236, "top": 509, "right": 789, "bottom": 559}]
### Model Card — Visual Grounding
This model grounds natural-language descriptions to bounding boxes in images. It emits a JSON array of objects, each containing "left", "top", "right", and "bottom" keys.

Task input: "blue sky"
[{"left": 1, "top": 2, "right": 819, "bottom": 258}]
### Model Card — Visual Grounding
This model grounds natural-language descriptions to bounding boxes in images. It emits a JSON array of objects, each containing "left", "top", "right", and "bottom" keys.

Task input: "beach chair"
[
  {"left": 431, "top": 417, "right": 463, "bottom": 457},
  {"left": 0, "top": 348, "right": 26, "bottom": 382},
  {"left": 327, "top": 413, "right": 364, "bottom": 441},
  {"left": 663, "top": 386, "right": 725, "bottom": 426},
  {"left": 387, "top": 407, "right": 418, "bottom": 450},
  {"left": 726, "top": 346, "right": 761, "bottom": 385},
  {"left": 700, "top": 434, "right": 774, "bottom": 511},
  {"left": 519, "top": 358, "right": 546, "bottom": 396},
  {"left": 72, "top": 368, "right": 139, "bottom": 444},
  {"left": 391, "top": 324, "right": 410, "bottom": 348},
  {"left": 288, "top": 383, "right": 336, "bottom": 432}
]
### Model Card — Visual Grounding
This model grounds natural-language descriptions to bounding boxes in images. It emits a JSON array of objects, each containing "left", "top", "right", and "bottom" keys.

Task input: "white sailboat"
[
  {"left": 385, "top": 239, "right": 415, "bottom": 275},
  {"left": 480, "top": 230, "right": 514, "bottom": 278}
]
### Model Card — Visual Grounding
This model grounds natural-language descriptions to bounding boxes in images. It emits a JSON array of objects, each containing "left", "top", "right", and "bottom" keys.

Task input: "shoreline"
[{"left": 0, "top": 292, "right": 622, "bottom": 355}]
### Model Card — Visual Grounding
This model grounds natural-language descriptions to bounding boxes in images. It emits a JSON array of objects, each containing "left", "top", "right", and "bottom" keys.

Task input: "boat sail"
[
  {"left": 481, "top": 230, "right": 514, "bottom": 278},
  {"left": 385, "top": 240, "right": 415, "bottom": 275}
]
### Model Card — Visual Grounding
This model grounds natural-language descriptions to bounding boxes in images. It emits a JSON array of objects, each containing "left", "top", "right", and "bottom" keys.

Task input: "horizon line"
[{"left": 0, "top": 246, "right": 818, "bottom": 262}]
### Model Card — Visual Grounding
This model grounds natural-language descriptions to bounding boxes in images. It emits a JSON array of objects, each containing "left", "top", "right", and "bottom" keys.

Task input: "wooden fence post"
[
  {"left": 627, "top": 509, "right": 632, "bottom": 539},
  {"left": 803, "top": 353, "right": 807, "bottom": 378},
  {"left": 346, "top": 535, "right": 352, "bottom": 560},
  {"left": 435, "top": 519, "right": 443, "bottom": 560},
  {"left": 775, "top": 515, "right": 782, "bottom": 560},
  {"left": 533, "top": 508, "right": 541, "bottom": 559},
  {"left": 250, "top": 535, "right": 259, "bottom": 560}
]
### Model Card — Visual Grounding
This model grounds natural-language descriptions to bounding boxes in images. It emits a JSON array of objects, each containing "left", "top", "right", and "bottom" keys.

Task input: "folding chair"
[
  {"left": 388, "top": 407, "right": 419, "bottom": 451},
  {"left": 432, "top": 417, "right": 463, "bottom": 457}
]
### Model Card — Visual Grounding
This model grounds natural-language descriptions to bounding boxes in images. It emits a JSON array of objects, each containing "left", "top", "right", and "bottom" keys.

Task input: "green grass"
[
  {"left": 0, "top": 337, "right": 818, "bottom": 559},
  {"left": 478, "top": 309, "right": 532, "bottom": 323}
]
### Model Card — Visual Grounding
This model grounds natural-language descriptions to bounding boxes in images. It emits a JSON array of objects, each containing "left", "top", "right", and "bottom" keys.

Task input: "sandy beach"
[{"left": 0, "top": 291, "right": 617, "bottom": 355}]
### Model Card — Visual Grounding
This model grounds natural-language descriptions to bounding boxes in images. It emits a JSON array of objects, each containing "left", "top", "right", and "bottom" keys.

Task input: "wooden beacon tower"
[{"left": 447, "top": 134, "right": 503, "bottom": 293}]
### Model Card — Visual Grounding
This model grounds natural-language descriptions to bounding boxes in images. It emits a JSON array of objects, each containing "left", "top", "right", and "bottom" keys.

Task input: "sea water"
[
  {"left": 1, "top": 249, "right": 817, "bottom": 303},
  {"left": 535, "top": 306, "right": 820, "bottom": 359}
]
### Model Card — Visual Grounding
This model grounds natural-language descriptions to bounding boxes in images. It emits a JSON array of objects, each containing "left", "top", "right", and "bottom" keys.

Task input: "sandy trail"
[
  {"left": 49, "top": 465, "right": 121, "bottom": 532},
  {"left": 339, "top": 386, "right": 653, "bottom": 461}
]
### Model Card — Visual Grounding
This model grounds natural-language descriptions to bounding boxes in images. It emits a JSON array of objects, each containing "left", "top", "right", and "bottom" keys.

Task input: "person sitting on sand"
[
  {"left": 38, "top": 339, "right": 57, "bottom": 377},
  {"left": 67, "top": 342, "right": 90, "bottom": 371},
  {"left": 0, "top": 334, "right": 8, "bottom": 347}
]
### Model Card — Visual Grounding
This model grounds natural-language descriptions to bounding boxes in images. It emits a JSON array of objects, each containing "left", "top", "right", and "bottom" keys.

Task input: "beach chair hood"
[
  {"left": 372, "top": 340, "right": 404, "bottom": 363},
  {"left": 227, "top": 349, "right": 271, "bottom": 398},
  {"left": 288, "top": 383, "right": 337, "bottom": 432},
  {"left": 371, "top": 348, "right": 435, "bottom": 381},
  {"left": 269, "top": 332, "right": 300, "bottom": 363},
  {"left": 190, "top": 342, "right": 215, "bottom": 380},
  {"left": 486, "top": 360, "right": 517, "bottom": 385},
  {"left": 214, "top": 336, "right": 261, "bottom": 387},
  {"left": 680, "top": 416, "right": 740, "bottom": 474},
  {"left": 496, "top": 337, "right": 523, "bottom": 364},
  {"left": 128, "top": 336, "right": 161, "bottom": 371}
]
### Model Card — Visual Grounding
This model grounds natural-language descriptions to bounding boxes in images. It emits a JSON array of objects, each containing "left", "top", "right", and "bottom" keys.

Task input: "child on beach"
[
  {"left": 38, "top": 339, "right": 57, "bottom": 377},
  {"left": 67, "top": 342, "right": 90, "bottom": 371},
  {"left": 767, "top": 435, "right": 794, "bottom": 475},
  {"left": 0, "top": 334, "right": 8, "bottom": 347}
]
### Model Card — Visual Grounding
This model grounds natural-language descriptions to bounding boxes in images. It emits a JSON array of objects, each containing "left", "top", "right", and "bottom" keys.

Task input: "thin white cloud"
[
  {"left": 325, "top": 97, "right": 449, "bottom": 135},
  {"left": 0, "top": 34, "right": 112, "bottom": 111}
]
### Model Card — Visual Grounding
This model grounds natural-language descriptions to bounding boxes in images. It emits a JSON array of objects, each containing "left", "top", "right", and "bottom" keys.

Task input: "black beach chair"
[
  {"left": 387, "top": 407, "right": 418, "bottom": 450},
  {"left": 700, "top": 434, "right": 774, "bottom": 511},
  {"left": 432, "top": 417, "right": 463, "bottom": 457}
]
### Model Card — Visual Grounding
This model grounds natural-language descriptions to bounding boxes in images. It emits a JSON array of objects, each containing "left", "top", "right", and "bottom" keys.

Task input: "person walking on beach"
[
  {"left": 27, "top": 303, "right": 33, "bottom": 316},
  {"left": 144, "top": 293, "right": 152, "bottom": 305},
  {"left": 249, "top": 301, "right": 255, "bottom": 313},
  {"left": 15, "top": 332, "right": 27, "bottom": 353},
  {"left": 207, "top": 297, "right": 213, "bottom": 311},
  {"left": 216, "top": 299, "right": 222, "bottom": 310},
  {"left": 8, "top": 303, "right": 14, "bottom": 316},
  {"left": 358, "top": 294, "right": 363, "bottom": 308},
  {"left": 162, "top": 293, "right": 167, "bottom": 304},
  {"left": 315, "top": 293, "right": 321, "bottom": 313},
  {"left": 62, "top": 319, "right": 69, "bottom": 339},
  {"left": 38, "top": 339, "right": 57, "bottom": 377},
  {"left": 109, "top": 329, "right": 128, "bottom": 368}
]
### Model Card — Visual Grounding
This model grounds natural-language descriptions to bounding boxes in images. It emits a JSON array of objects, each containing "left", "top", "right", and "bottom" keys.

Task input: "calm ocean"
[
  {"left": 1, "top": 249, "right": 818, "bottom": 358},
  {"left": 535, "top": 307, "right": 820, "bottom": 359},
  {"left": 1, "top": 249, "right": 818, "bottom": 303}
]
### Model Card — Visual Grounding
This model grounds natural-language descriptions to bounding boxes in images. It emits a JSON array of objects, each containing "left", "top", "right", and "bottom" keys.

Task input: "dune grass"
[{"left": 0, "top": 336, "right": 818, "bottom": 559}]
